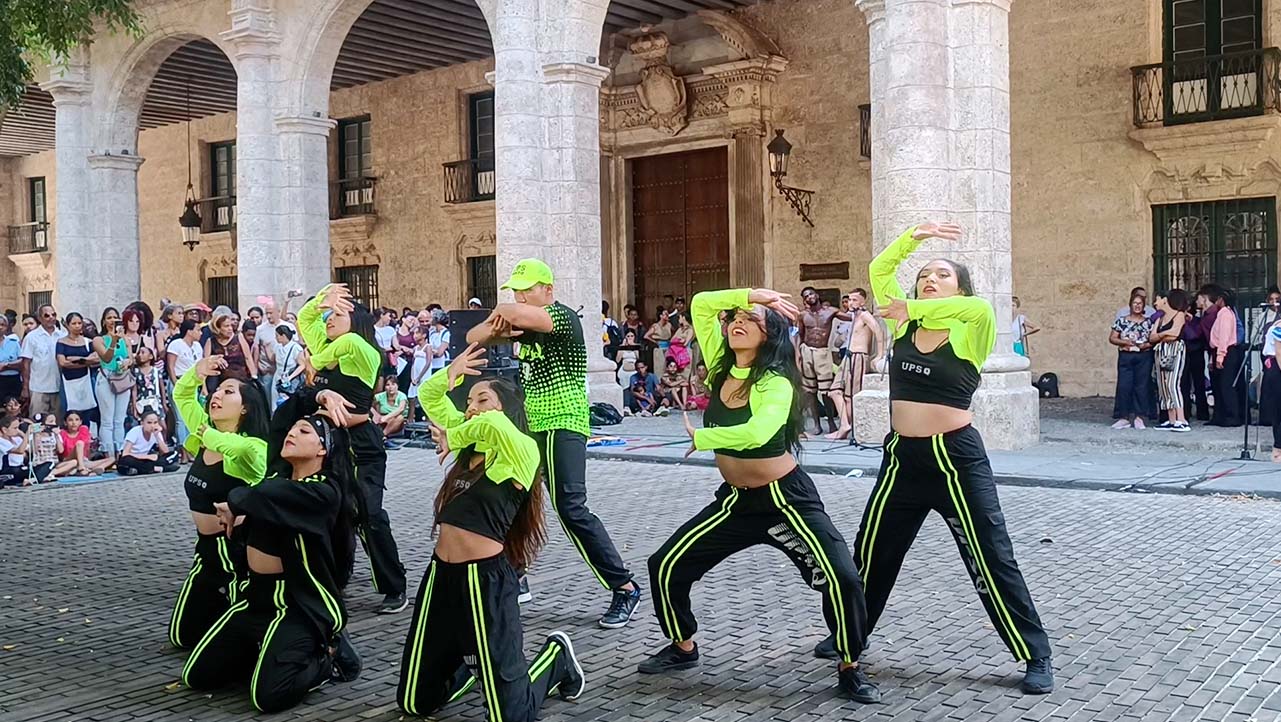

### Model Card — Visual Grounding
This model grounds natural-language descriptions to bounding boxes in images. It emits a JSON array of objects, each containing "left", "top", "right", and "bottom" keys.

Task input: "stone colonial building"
[{"left": 0, "top": 0, "right": 1278, "bottom": 448}]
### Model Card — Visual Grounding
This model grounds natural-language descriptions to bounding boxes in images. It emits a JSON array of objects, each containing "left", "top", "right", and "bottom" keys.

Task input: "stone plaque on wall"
[{"left": 798, "top": 262, "right": 849, "bottom": 281}]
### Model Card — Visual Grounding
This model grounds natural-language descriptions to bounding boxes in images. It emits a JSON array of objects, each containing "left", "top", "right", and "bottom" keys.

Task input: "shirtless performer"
[
  {"left": 825, "top": 289, "right": 886, "bottom": 440},
  {"left": 798, "top": 287, "right": 853, "bottom": 434}
]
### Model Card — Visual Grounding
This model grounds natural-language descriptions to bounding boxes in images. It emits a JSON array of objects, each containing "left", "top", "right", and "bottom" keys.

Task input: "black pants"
[
  {"left": 397, "top": 554, "right": 572, "bottom": 721},
  {"left": 116, "top": 454, "right": 165, "bottom": 475},
  {"left": 1113, "top": 351, "right": 1154, "bottom": 419},
  {"left": 1209, "top": 345, "right": 1246, "bottom": 427},
  {"left": 649, "top": 467, "right": 868, "bottom": 665},
  {"left": 1265, "top": 360, "right": 1281, "bottom": 449},
  {"left": 349, "top": 421, "right": 406, "bottom": 596},
  {"left": 855, "top": 426, "right": 1051, "bottom": 662},
  {"left": 532, "top": 429, "right": 632, "bottom": 590},
  {"left": 183, "top": 572, "right": 332, "bottom": 713},
  {"left": 169, "top": 532, "right": 242, "bottom": 649},
  {"left": 1182, "top": 346, "right": 1210, "bottom": 420}
]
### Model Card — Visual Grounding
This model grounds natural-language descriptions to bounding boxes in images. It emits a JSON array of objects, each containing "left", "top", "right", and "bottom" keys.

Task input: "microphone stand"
[{"left": 1235, "top": 304, "right": 1268, "bottom": 461}]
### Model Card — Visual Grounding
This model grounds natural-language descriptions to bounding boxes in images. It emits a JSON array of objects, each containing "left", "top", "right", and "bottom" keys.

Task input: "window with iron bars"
[
  {"left": 206, "top": 276, "right": 239, "bottom": 312},
  {"left": 335, "top": 265, "right": 380, "bottom": 310},
  {"left": 467, "top": 255, "right": 497, "bottom": 309},
  {"left": 27, "top": 290, "right": 51, "bottom": 318},
  {"left": 1152, "top": 197, "right": 1278, "bottom": 308}
]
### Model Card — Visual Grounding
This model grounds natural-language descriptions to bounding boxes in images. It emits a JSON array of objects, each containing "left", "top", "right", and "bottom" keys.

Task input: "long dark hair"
[
  {"left": 209, "top": 377, "right": 271, "bottom": 442},
  {"left": 707, "top": 307, "right": 804, "bottom": 455},
  {"left": 314, "top": 416, "right": 358, "bottom": 589},
  {"left": 914, "top": 259, "right": 975, "bottom": 298},
  {"left": 346, "top": 301, "right": 380, "bottom": 356},
  {"left": 433, "top": 377, "right": 547, "bottom": 569}
]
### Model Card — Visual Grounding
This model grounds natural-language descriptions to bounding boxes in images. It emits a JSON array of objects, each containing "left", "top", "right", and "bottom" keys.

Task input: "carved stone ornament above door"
[{"left": 630, "top": 32, "right": 688, "bottom": 136}]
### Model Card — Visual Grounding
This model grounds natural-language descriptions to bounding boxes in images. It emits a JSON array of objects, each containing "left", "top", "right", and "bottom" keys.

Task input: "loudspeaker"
[{"left": 447, "top": 309, "right": 515, "bottom": 366}]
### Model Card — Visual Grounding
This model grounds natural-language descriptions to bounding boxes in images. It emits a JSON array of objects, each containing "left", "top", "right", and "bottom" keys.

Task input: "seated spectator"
[
  {"left": 116, "top": 411, "right": 178, "bottom": 476},
  {"left": 688, "top": 361, "right": 711, "bottom": 411},
  {"left": 0, "top": 415, "right": 31, "bottom": 486},
  {"left": 659, "top": 359, "right": 688, "bottom": 412},
  {"left": 624, "top": 360, "right": 660, "bottom": 417},
  {"left": 57, "top": 411, "right": 110, "bottom": 476},
  {"left": 373, "top": 375, "right": 408, "bottom": 443},
  {"left": 3, "top": 396, "right": 31, "bottom": 427},
  {"left": 28, "top": 413, "right": 60, "bottom": 483}
]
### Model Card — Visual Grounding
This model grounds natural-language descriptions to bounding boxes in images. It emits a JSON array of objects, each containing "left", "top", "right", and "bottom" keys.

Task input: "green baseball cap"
[{"left": 501, "top": 258, "right": 555, "bottom": 291}]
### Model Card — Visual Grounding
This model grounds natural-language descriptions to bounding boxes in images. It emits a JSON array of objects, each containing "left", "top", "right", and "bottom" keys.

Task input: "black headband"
[{"left": 305, "top": 415, "right": 333, "bottom": 452}]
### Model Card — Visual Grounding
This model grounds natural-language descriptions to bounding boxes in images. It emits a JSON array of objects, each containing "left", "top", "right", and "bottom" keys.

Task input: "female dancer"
[
  {"left": 398, "top": 343, "right": 584, "bottom": 720},
  {"left": 815, "top": 222, "right": 1054, "bottom": 694},
  {"left": 168, "top": 355, "right": 270, "bottom": 649},
  {"left": 638, "top": 288, "right": 879, "bottom": 704},
  {"left": 297, "top": 283, "right": 407, "bottom": 612},
  {"left": 183, "top": 413, "right": 361, "bottom": 713}
]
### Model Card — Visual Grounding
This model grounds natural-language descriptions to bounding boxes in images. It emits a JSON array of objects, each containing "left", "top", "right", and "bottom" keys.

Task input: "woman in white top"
[
  {"left": 114, "top": 411, "right": 178, "bottom": 475},
  {"left": 615, "top": 330, "right": 641, "bottom": 388},
  {"left": 1012, "top": 296, "right": 1039, "bottom": 357},
  {"left": 407, "top": 326, "right": 431, "bottom": 423},
  {"left": 273, "top": 325, "right": 305, "bottom": 406}
]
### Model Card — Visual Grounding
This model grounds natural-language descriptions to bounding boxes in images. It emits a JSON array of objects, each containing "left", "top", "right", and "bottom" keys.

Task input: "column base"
[
  {"left": 851, "top": 371, "right": 1040, "bottom": 450},
  {"left": 587, "top": 354, "right": 623, "bottom": 411}
]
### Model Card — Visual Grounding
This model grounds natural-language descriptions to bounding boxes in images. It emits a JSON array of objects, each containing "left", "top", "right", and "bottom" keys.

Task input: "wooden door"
[{"left": 631, "top": 147, "right": 730, "bottom": 319}]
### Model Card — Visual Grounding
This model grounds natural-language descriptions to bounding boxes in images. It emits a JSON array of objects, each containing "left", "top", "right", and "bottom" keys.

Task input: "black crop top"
[
  {"left": 438, "top": 475, "right": 528, "bottom": 544},
  {"left": 702, "top": 386, "right": 790, "bottom": 459},
  {"left": 314, "top": 367, "right": 374, "bottom": 413},
  {"left": 184, "top": 456, "right": 245, "bottom": 514},
  {"left": 889, "top": 322, "right": 981, "bottom": 410}
]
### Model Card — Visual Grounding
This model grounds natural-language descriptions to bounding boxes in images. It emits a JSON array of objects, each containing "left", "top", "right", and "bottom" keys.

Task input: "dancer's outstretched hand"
[
  {"left": 878, "top": 298, "right": 909, "bottom": 324},
  {"left": 912, "top": 222, "right": 962, "bottom": 242},
  {"left": 447, "top": 343, "right": 487, "bottom": 389},
  {"left": 748, "top": 289, "right": 800, "bottom": 322},
  {"left": 430, "top": 423, "right": 450, "bottom": 464},
  {"left": 682, "top": 412, "right": 697, "bottom": 458}
]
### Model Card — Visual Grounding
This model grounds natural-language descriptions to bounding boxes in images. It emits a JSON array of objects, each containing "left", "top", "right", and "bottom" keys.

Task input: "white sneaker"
[
  {"left": 655, "top": 407, "right": 670, "bottom": 417},
  {"left": 1171, "top": 423, "right": 1191, "bottom": 433},
  {"left": 1110, "top": 419, "right": 1131, "bottom": 430},
  {"left": 622, "top": 408, "right": 633, "bottom": 417},
  {"left": 1133, "top": 418, "right": 1146, "bottom": 430},
  {"left": 640, "top": 410, "right": 653, "bottom": 417}
]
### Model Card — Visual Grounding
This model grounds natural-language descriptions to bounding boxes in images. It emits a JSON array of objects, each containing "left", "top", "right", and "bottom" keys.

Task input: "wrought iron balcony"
[
  {"left": 330, "top": 176, "right": 377, "bottom": 219},
  {"left": 443, "top": 158, "right": 495, "bottom": 204},
  {"left": 858, "top": 103, "right": 871, "bottom": 159},
  {"left": 8, "top": 221, "right": 49, "bottom": 254},
  {"left": 197, "top": 195, "right": 236, "bottom": 233},
  {"left": 1131, "top": 48, "right": 1281, "bottom": 127}
]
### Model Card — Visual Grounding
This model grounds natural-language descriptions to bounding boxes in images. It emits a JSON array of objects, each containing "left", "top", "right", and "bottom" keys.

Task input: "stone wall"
[{"left": 5, "top": 152, "right": 56, "bottom": 313}]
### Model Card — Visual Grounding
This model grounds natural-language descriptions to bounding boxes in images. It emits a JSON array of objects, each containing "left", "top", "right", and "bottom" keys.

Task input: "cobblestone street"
[{"left": 3, "top": 452, "right": 1281, "bottom": 721}]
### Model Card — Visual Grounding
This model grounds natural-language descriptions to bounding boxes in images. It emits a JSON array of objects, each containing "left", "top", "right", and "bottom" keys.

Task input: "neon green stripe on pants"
[
  {"left": 858, "top": 433, "right": 901, "bottom": 584},
  {"left": 250, "top": 580, "right": 289, "bottom": 712},
  {"left": 543, "top": 432, "right": 609, "bottom": 589},
  {"left": 768, "top": 482, "right": 851, "bottom": 664},
  {"left": 400, "top": 564, "right": 438, "bottom": 714},
  {"left": 657, "top": 488, "right": 740, "bottom": 641},
  {"left": 468, "top": 567, "right": 503, "bottom": 722}
]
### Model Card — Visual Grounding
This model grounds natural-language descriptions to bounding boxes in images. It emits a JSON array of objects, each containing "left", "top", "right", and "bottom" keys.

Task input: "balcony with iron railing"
[
  {"left": 443, "top": 158, "right": 495, "bottom": 204},
  {"left": 1131, "top": 48, "right": 1281, "bottom": 127},
  {"left": 330, "top": 176, "right": 377, "bottom": 219},
  {"left": 8, "top": 221, "right": 49, "bottom": 255},
  {"left": 858, "top": 103, "right": 871, "bottom": 159},
  {"left": 197, "top": 195, "right": 236, "bottom": 234}
]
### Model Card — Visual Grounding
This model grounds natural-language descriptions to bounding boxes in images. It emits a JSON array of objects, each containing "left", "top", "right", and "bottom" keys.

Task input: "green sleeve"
[
  {"left": 447, "top": 411, "right": 540, "bottom": 487},
  {"left": 174, "top": 366, "right": 209, "bottom": 439},
  {"left": 869, "top": 226, "right": 920, "bottom": 339},
  {"left": 691, "top": 289, "right": 751, "bottom": 372},
  {"left": 693, "top": 373, "right": 792, "bottom": 452},
  {"left": 199, "top": 428, "right": 268, "bottom": 484},
  {"left": 905, "top": 296, "right": 997, "bottom": 370},
  {"left": 297, "top": 289, "right": 331, "bottom": 354},
  {"left": 418, "top": 370, "right": 465, "bottom": 429},
  {"left": 309, "top": 333, "right": 379, "bottom": 388}
]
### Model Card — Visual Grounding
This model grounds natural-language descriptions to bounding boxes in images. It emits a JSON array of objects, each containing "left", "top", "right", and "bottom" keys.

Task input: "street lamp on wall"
[
  {"left": 178, "top": 74, "right": 201, "bottom": 251},
  {"left": 767, "top": 129, "right": 814, "bottom": 228}
]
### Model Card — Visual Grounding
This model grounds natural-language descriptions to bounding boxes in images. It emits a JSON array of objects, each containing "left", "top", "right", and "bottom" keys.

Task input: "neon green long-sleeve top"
[
  {"left": 173, "top": 365, "right": 267, "bottom": 485},
  {"left": 297, "top": 287, "right": 382, "bottom": 388},
  {"left": 689, "top": 289, "right": 794, "bottom": 453},
  {"left": 870, "top": 226, "right": 997, "bottom": 370},
  {"left": 417, "top": 370, "right": 539, "bottom": 487}
]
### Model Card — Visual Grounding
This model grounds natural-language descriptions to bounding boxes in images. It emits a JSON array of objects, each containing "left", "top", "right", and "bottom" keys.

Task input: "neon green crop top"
[
  {"left": 689, "top": 289, "right": 794, "bottom": 455},
  {"left": 870, "top": 226, "right": 997, "bottom": 371},
  {"left": 298, "top": 287, "right": 382, "bottom": 388},
  {"left": 173, "top": 365, "right": 267, "bottom": 484},
  {"left": 417, "top": 370, "right": 539, "bottom": 486}
]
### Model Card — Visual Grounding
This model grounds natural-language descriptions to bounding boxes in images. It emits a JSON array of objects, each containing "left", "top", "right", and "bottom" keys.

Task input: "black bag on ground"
[
  {"left": 590, "top": 402, "right": 623, "bottom": 427},
  {"left": 1035, "top": 372, "right": 1060, "bottom": 398}
]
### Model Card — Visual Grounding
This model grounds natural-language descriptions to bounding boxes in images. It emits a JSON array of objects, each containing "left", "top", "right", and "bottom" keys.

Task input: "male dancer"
[
  {"left": 468, "top": 259, "right": 642, "bottom": 628},
  {"left": 798, "top": 287, "right": 852, "bottom": 435},
  {"left": 826, "top": 289, "right": 885, "bottom": 440}
]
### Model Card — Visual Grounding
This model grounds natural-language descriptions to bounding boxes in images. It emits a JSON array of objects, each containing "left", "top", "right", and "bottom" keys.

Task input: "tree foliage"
[{"left": 0, "top": 0, "right": 142, "bottom": 110}]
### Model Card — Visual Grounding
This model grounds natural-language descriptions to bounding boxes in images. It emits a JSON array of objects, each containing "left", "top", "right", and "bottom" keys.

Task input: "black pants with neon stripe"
[
  {"left": 350, "top": 421, "right": 407, "bottom": 596},
  {"left": 183, "top": 572, "right": 332, "bottom": 713},
  {"left": 648, "top": 467, "right": 868, "bottom": 665},
  {"left": 169, "top": 531, "right": 243, "bottom": 649},
  {"left": 397, "top": 554, "right": 572, "bottom": 721},
  {"left": 854, "top": 426, "right": 1051, "bottom": 661},
  {"left": 531, "top": 429, "right": 632, "bottom": 590}
]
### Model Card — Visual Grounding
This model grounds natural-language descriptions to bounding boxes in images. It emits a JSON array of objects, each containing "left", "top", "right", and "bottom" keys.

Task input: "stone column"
[
  {"left": 271, "top": 115, "right": 335, "bottom": 306},
  {"left": 491, "top": 29, "right": 546, "bottom": 292},
  {"left": 41, "top": 64, "right": 95, "bottom": 316},
  {"left": 87, "top": 154, "right": 144, "bottom": 310},
  {"left": 851, "top": 0, "right": 1037, "bottom": 450},
  {"left": 542, "top": 61, "right": 620, "bottom": 407}
]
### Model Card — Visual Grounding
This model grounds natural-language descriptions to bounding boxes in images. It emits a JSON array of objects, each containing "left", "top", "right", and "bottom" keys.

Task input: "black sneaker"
[
  {"left": 598, "top": 587, "right": 641, "bottom": 629},
  {"left": 1022, "top": 656, "right": 1054, "bottom": 694},
  {"left": 838, "top": 665, "right": 881, "bottom": 703},
  {"left": 518, "top": 576, "right": 533, "bottom": 605},
  {"left": 546, "top": 631, "right": 585, "bottom": 700},
  {"left": 379, "top": 592, "right": 408, "bottom": 614},
  {"left": 637, "top": 642, "right": 700, "bottom": 674},
  {"left": 331, "top": 630, "right": 362, "bottom": 682},
  {"left": 814, "top": 634, "right": 839, "bottom": 660}
]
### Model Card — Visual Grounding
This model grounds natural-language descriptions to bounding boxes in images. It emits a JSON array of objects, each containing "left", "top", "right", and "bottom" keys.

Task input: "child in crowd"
[
  {"left": 0, "top": 415, "right": 31, "bottom": 486},
  {"left": 625, "top": 360, "right": 660, "bottom": 417},
  {"left": 29, "top": 413, "right": 60, "bottom": 483},
  {"left": 373, "top": 375, "right": 408, "bottom": 444},
  {"left": 687, "top": 361, "right": 711, "bottom": 411},
  {"left": 3, "top": 396, "right": 32, "bottom": 428},
  {"left": 659, "top": 358, "right": 688, "bottom": 412},
  {"left": 131, "top": 347, "right": 167, "bottom": 421},
  {"left": 116, "top": 411, "right": 179, "bottom": 476},
  {"left": 408, "top": 326, "right": 431, "bottom": 421},
  {"left": 56, "top": 411, "right": 110, "bottom": 476}
]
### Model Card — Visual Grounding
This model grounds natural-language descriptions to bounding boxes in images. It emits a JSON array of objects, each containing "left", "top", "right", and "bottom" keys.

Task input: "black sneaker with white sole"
[
  {"left": 1022, "top": 656, "right": 1054, "bottom": 694},
  {"left": 546, "top": 631, "right": 586, "bottom": 700},
  {"left": 637, "top": 642, "right": 700, "bottom": 674},
  {"left": 518, "top": 576, "right": 533, "bottom": 605},
  {"left": 379, "top": 592, "right": 408, "bottom": 614},
  {"left": 813, "top": 634, "right": 839, "bottom": 660},
  {"left": 838, "top": 665, "right": 881, "bottom": 703},
  {"left": 331, "top": 630, "right": 362, "bottom": 682},
  {"left": 598, "top": 587, "right": 641, "bottom": 628}
]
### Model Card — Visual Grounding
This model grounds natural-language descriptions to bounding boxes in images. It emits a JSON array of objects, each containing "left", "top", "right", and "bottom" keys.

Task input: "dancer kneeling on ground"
[
  {"left": 182, "top": 413, "right": 361, "bottom": 713},
  {"left": 168, "top": 356, "right": 270, "bottom": 649},
  {"left": 813, "top": 222, "right": 1055, "bottom": 694},
  {"left": 639, "top": 288, "right": 880, "bottom": 704},
  {"left": 398, "top": 342, "right": 585, "bottom": 721}
]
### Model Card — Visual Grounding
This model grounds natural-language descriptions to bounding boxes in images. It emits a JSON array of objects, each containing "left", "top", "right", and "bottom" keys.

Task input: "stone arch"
[{"left": 95, "top": 27, "right": 240, "bottom": 154}]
